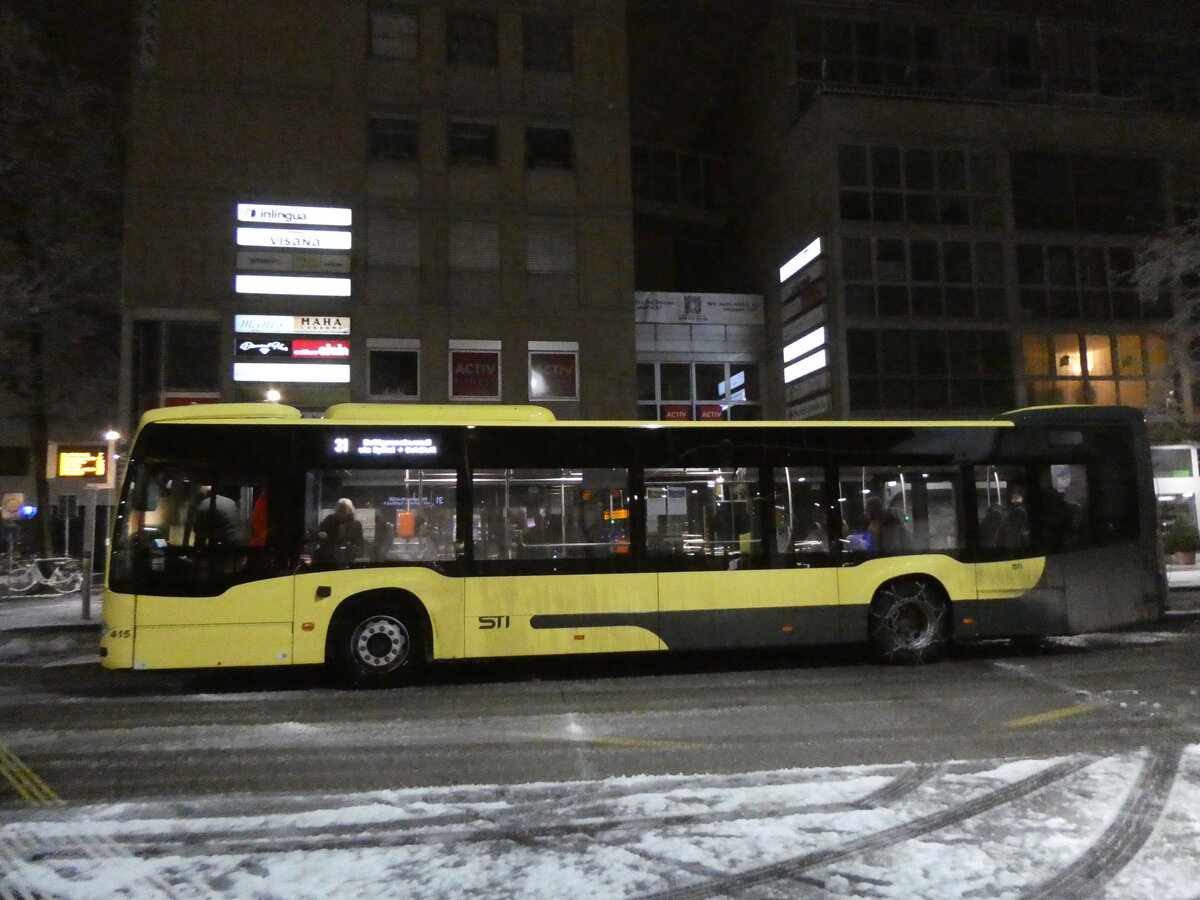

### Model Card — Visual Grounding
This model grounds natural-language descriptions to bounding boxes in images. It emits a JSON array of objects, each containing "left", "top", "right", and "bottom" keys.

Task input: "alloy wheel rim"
[{"left": 352, "top": 615, "right": 409, "bottom": 670}]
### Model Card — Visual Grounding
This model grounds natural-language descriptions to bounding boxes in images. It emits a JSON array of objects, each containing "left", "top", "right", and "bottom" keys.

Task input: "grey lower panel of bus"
[
  {"left": 529, "top": 545, "right": 1161, "bottom": 651},
  {"left": 971, "top": 544, "right": 1160, "bottom": 638},
  {"left": 530, "top": 606, "right": 848, "bottom": 652}
]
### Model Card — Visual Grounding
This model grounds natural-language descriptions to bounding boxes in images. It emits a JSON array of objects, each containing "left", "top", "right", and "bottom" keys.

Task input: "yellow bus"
[{"left": 100, "top": 402, "right": 1164, "bottom": 687}]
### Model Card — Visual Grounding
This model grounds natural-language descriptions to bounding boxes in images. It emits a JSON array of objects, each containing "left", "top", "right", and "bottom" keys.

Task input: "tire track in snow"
[
  {"left": 1020, "top": 745, "right": 1182, "bottom": 900},
  {"left": 9, "top": 764, "right": 942, "bottom": 862},
  {"left": 641, "top": 756, "right": 1094, "bottom": 899}
]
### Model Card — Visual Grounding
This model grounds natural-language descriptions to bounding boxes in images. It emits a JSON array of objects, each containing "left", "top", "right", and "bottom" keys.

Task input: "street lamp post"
[{"left": 80, "top": 430, "right": 121, "bottom": 621}]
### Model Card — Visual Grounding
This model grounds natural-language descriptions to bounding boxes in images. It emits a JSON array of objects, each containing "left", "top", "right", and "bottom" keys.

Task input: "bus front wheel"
[
  {"left": 334, "top": 601, "right": 422, "bottom": 688},
  {"left": 868, "top": 577, "right": 950, "bottom": 665}
]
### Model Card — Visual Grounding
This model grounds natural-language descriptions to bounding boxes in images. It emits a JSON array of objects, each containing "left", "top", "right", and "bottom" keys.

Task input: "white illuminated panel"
[
  {"left": 235, "top": 275, "right": 352, "bottom": 297},
  {"left": 782, "top": 326, "right": 827, "bottom": 363},
  {"left": 234, "top": 314, "right": 293, "bottom": 333},
  {"left": 779, "top": 237, "right": 822, "bottom": 283},
  {"left": 235, "top": 228, "right": 352, "bottom": 251},
  {"left": 237, "top": 204, "right": 352, "bottom": 227},
  {"left": 783, "top": 349, "right": 827, "bottom": 384},
  {"left": 233, "top": 362, "right": 351, "bottom": 383}
]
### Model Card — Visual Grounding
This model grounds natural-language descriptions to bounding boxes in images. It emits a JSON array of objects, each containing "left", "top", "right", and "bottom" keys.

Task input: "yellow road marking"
[
  {"left": 1001, "top": 703, "right": 1094, "bottom": 730},
  {"left": 0, "top": 744, "right": 64, "bottom": 807}
]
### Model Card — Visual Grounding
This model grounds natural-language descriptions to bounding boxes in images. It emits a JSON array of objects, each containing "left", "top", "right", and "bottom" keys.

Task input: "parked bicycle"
[{"left": 1, "top": 557, "right": 84, "bottom": 595}]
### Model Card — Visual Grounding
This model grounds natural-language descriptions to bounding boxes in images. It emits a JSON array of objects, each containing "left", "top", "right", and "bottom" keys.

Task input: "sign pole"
[{"left": 81, "top": 486, "right": 98, "bottom": 621}]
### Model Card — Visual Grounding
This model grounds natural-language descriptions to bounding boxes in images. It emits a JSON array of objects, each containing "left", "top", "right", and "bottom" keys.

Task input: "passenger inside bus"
[{"left": 314, "top": 498, "right": 364, "bottom": 568}]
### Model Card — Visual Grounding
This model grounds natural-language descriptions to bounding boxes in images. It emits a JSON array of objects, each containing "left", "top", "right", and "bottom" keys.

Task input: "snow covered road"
[{"left": 3, "top": 745, "right": 1199, "bottom": 899}]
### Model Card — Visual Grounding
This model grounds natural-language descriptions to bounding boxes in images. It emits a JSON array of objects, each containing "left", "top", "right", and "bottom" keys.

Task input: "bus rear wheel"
[
  {"left": 869, "top": 577, "right": 950, "bottom": 665},
  {"left": 334, "top": 602, "right": 422, "bottom": 688}
]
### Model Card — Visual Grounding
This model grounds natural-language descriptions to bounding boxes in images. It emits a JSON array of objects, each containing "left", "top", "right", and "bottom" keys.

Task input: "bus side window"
[
  {"left": 471, "top": 468, "right": 629, "bottom": 561},
  {"left": 772, "top": 467, "right": 828, "bottom": 557},
  {"left": 975, "top": 465, "right": 1031, "bottom": 551},
  {"left": 305, "top": 468, "right": 459, "bottom": 567},
  {"left": 838, "top": 466, "right": 961, "bottom": 557},
  {"left": 1029, "top": 464, "right": 1088, "bottom": 552},
  {"left": 644, "top": 466, "right": 762, "bottom": 565}
]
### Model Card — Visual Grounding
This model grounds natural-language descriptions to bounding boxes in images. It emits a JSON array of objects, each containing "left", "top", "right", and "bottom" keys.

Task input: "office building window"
[
  {"left": 449, "top": 341, "right": 501, "bottom": 400},
  {"left": 367, "top": 216, "right": 420, "bottom": 268},
  {"left": 631, "top": 146, "right": 721, "bottom": 212},
  {"left": 448, "top": 121, "right": 497, "bottom": 165},
  {"left": 368, "top": 340, "right": 420, "bottom": 399},
  {"left": 370, "top": 8, "right": 419, "bottom": 60},
  {"left": 847, "top": 329, "right": 1013, "bottom": 413},
  {"left": 526, "top": 127, "right": 572, "bottom": 170},
  {"left": 1016, "top": 243, "right": 1170, "bottom": 321},
  {"left": 838, "top": 145, "right": 1000, "bottom": 226},
  {"left": 528, "top": 342, "right": 578, "bottom": 401},
  {"left": 842, "top": 236, "right": 1005, "bottom": 319},
  {"left": 449, "top": 220, "right": 499, "bottom": 271},
  {"left": 637, "top": 362, "right": 760, "bottom": 421},
  {"left": 526, "top": 221, "right": 575, "bottom": 275},
  {"left": 368, "top": 116, "right": 418, "bottom": 162},
  {"left": 523, "top": 14, "right": 572, "bottom": 73},
  {"left": 1172, "top": 160, "right": 1200, "bottom": 224},
  {"left": 1011, "top": 152, "right": 1164, "bottom": 234},
  {"left": 1024, "top": 332, "right": 1167, "bottom": 409},
  {"left": 132, "top": 320, "right": 220, "bottom": 416},
  {"left": 447, "top": 11, "right": 497, "bottom": 67}
]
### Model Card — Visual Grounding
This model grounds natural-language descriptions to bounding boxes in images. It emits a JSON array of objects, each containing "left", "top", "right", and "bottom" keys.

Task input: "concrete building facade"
[
  {"left": 121, "top": 0, "right": 635, "bottom": 425},
  {"left": 111, "top": 0, "right": 1200, "bottom": 429}
]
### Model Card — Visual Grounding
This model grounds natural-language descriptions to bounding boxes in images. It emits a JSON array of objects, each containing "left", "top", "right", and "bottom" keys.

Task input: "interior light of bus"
[
  {"left": 962, "top": 618, "right": 976, "bottom": 626},
  {"left": 781, "top": 625, "right": 794, "bottom": 632}
]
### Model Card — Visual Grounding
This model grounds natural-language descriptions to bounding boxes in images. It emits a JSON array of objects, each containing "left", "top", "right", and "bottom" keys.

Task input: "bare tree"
[
  {"left": 1134, "top": 218, "right": 1200, "bottom": 439},
  {"left": 0, "top": 9, "right": 121, "bottom": 554}
]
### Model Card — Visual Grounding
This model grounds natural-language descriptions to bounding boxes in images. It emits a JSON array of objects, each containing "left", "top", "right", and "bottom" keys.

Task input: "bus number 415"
[{"left": 478, "top": 616, "right": 511, "bottom": 630}]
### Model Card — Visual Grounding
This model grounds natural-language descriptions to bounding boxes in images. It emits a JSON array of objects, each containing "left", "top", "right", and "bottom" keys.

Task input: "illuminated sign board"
[
  {"left": 233, "top": 362, "right": 351, "bottom": 383},
  {"left": 783, "top": 326, "right": 826, "bottom": 363},
  {"left": 293, "top": 339, "right": 350, "bottom": 358},
  {"left": 237, "top": 250, "right": 352, "bottom": 274},
  {"left": 331, "top": 437, "right": 438, "bottom": 457},
  {"left": 235, "top": 228, "right": 352, "bottom": 251},
  {"left": 450, "top": 349, "right": 501, "bottom": 400},
  {"left": 236, "top": 339, "right": 292, "bottom": 357},
  {"left": 235, "top": 274, "right": 352, "bottom": 296},
  {"left": 779, "top": 237, "right": 822, "bottom": 283},
  {"left": 234, "top": 315, "right": 351, "bottom": 335},
  {"left": 528, "top": 352, "right": 578, "bottom": 400},
  {"left": 784, "top": 349, "right": 828, "bottom": 383},
  {"left": 237, "top": 204, "right": 352, "bottom": 227},
  {"left": 57, "top": 447, "right": 107, "bottom": 478}
]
